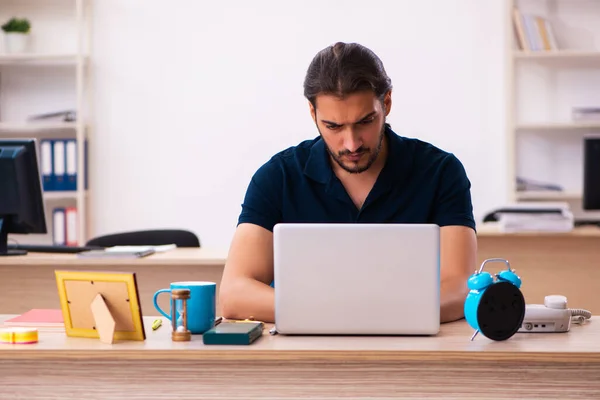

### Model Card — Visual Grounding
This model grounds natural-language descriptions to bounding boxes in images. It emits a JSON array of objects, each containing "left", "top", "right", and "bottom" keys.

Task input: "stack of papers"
[
  {"left": 76, "top": 244, "right": 177, "bottom": 259},
  {"left": 492, "top": 202, "right": 574, "bottom": 233},
  {"left": 105, "top": 244, "right": 177, "bottom": 253},
  {"left": 3, "top": 309, "right": 64, "bottom": 331}
]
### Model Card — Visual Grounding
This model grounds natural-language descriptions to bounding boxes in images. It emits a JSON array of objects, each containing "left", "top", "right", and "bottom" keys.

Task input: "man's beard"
[{"left": 320, "top": 120, "right": 386, "bottom": 174}]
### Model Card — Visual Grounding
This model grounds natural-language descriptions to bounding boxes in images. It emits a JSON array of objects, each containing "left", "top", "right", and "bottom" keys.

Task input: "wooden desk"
[
  {"left": 0, "top": 315, "right": 598, "bottom": 399},
  {"left": 477, "top": 224, "right": 600, "bottom": 314},
  {"left": 3, "top": 227, "right": 600, "bottom": 319},
  {"left": 0, "top": 248, "right": 228, "bottom": 315}
]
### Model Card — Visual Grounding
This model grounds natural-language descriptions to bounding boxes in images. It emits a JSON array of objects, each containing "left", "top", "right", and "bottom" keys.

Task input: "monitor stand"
[{"left": 0, "top": 217, "right": 26, "bottom": 256}]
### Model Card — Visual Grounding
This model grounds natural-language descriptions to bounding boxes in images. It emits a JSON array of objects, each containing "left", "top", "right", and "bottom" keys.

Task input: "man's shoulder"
[
  {"left": 400, "top": 136, "right": 453, "bottom": 162},
  {"left": 393, "top": 133, "right": 461, "bottom": 173},
  {"left": 258, "top": 136, "right": 321, "bottom": 172}
]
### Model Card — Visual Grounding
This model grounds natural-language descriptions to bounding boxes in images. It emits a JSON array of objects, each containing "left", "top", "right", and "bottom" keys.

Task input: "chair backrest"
[{"left": 86, "top": 229, "right": 200, "bottom": 248}]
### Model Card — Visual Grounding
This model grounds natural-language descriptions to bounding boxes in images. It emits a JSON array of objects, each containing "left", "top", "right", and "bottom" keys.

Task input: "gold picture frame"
[{"left": 55, "top": 270, "right": 146, "bottom": 343}]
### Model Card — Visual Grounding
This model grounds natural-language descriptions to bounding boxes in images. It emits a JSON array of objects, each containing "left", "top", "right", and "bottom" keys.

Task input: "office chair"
[{"left": 86, "top": 229, "right": 201, "bottom": 248}]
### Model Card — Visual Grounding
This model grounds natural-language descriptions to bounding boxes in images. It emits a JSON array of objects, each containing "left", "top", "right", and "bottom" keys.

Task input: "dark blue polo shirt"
[{"left": 237, "top": 125, "right": 476, "bottom": 232}]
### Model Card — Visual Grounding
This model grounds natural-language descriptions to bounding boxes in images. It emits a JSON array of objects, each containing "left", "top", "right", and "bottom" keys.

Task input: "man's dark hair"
[{"left": 303, "top": 42, "right": 393, "bottom": 109}]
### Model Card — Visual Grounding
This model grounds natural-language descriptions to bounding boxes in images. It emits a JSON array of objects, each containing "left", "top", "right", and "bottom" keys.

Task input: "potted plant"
[{"left": 1, "top": 17, "right": 31, "bottom": 54}]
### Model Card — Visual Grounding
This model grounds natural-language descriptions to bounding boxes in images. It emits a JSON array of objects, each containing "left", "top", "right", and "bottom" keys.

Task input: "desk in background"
[
  {"left": 477, "top": 224, "right": 600, "bottom": 314},
  {"left": 0, "top": 248, "right": 228, "bottom": 316},
  {"left": 2, "top": 226, "right": 599, "bottom": 317},
  {"left": 0, "top": 314, "right": 598, "bottom": 399}
]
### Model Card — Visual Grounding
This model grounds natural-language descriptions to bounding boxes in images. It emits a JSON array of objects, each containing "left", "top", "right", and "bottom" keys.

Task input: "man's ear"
[{"left": 383, "top": 90, "right": 392, "bottom": 116}]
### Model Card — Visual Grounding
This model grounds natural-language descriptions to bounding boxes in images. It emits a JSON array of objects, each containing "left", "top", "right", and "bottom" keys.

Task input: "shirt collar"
[{"left": 303, "top": 137, "right": 331, "bottom": 184}]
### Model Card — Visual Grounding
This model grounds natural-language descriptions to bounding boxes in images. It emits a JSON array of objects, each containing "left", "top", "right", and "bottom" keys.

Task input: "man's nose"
[{"left": 343, "top": 130, "right": 362, "bottom": 153}]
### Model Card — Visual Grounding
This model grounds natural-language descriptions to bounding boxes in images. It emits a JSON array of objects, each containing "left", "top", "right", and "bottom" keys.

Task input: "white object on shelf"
[
  {"left": 105, "top": 244, "right": 177, "bottom": 253},
  {"left": 495, "top": 202, "right": 574, "bottom": 233},
  {"left": 3, "top": 32, "right": 29, "bottom": 54}
]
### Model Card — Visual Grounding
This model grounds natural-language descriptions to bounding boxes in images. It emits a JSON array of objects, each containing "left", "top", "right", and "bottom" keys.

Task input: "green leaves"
[{"left": 1, "top": 18, "right": 31, "bottom": 34}]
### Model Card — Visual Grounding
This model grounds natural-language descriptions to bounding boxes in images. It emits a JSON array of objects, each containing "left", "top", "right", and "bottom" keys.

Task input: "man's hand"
[
  {"left": 439, "top": 225, "right": 477, "bottom": 323},
  {"left": 218, "top": 223, "right": 275, "bottom": 322}
]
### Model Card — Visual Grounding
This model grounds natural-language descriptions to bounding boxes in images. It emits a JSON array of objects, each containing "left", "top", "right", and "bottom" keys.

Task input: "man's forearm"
[
  {"left": 219, "top": 277, "right": 275, "bottom": 322},
  {"left": 440, "top": 274, "right": 470, "bottom": 323}
]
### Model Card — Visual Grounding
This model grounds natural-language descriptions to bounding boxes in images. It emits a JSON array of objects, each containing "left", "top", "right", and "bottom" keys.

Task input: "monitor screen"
[
  {"left": 583, "top": 135, "right": 600, "bottom": 211},
  {"left": 0, "top": 139, "right": 47, "bottom": 256}
]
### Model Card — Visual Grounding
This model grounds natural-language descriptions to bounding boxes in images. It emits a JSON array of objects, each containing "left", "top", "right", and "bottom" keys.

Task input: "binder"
[
  {"left": 52, "top": 208, "right": 66, "bottom": 245},
  {"left": 65, "top": 207, "right": 78, "bottom": 246},
  {"left": 53, "top": 140, "right": 66, "bottom": 191},
  {"left": 44, "top": 138, "right": 88, "bottom": 192},
  {"left": 40, "top": 139, "right": 54, "bottom": 191},
  {"left": 65, "top": 139, "right": 77, "bottom": 191}
]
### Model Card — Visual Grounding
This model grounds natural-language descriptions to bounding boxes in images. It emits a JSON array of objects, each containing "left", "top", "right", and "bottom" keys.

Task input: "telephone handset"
[{"left": 518, "top": 295, "right": 592, "bottom": 333}]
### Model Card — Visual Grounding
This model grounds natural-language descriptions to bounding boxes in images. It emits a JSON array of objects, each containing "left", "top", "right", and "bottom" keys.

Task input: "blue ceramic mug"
[{"left": 153, "top": 281, "right": 216, "bottom": 334}]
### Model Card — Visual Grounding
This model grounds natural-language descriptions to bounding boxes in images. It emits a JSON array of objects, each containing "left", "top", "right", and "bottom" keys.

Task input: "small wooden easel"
[{"left": 90, "top": 293, "right": 117, "bottom": 344}]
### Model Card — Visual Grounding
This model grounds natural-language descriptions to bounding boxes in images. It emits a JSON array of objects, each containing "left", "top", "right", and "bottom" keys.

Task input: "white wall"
[{"left": 89, "top": 0, "right": 508, "bottom": 251}]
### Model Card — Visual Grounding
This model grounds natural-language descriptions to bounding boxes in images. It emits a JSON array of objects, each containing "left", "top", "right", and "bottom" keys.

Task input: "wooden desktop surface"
[{"left": 0, "top": 315, "right": 598, "bottom": 399}]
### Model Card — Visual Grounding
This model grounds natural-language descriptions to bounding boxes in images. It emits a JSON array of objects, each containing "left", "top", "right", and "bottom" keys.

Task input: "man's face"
[{"left": 310, "top": 90, "right": 391, "bottom": 174}]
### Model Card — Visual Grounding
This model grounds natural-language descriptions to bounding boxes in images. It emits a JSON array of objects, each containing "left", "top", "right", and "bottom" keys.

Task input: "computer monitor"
[
  {"left": 0, "top": 139, "right": 47, "bottom": 256},
  {"left": 583, "top": 135, "right": 600, "bottom": 211}
]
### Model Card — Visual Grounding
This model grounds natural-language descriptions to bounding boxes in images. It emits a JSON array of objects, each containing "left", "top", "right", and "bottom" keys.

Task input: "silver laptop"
[{"left": 273, "top": 223, "right": 440, "bottom": 335}]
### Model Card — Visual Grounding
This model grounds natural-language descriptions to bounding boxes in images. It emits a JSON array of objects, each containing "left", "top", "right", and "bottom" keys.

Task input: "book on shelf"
[
  {"left": 572, "top": 107, "right": 600, "bottom": 122},
  {"left": 40, "top": 138, "right": 88, "bottom": 192},
  {"left": 52, "top": 206, "right": 79, "bottom": 246},
  {"left": 513, "top": 8, "right": 558, "bottom": 52}
]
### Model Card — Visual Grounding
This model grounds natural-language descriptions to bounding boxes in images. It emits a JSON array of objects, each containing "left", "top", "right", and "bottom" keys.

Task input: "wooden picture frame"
[{"left": 55, "top": 270, "right": 146, "bottom": 343}]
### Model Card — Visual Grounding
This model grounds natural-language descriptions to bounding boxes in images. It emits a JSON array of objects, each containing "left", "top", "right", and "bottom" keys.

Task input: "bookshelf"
[
  {"left": 0, "top": 0, "right": 92, "bottom": 246},
  {"left": 507, "top": 0, "right": 600, "bottom": 222}
]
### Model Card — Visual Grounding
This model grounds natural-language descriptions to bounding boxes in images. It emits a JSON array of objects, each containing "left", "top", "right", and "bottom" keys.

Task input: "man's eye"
[
  {"left": 360, "top": 119, "right": 374, "bottom": 125},
  {"left": 326, "top": 125, "right": 340, "bottom": 130}
]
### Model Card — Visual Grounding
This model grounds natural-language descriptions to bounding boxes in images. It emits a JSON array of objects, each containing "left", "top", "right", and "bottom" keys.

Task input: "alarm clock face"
[{"left": 476, "top": 281, "right": 526, "bottom": 341}]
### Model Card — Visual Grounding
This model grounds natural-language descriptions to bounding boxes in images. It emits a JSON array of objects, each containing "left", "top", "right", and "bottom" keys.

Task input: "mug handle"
[{"left": 153, "top": 289, "right": 172, "bottom": 320}]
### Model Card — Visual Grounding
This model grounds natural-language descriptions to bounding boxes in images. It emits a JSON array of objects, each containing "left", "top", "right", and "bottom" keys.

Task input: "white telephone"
[{"left": 518, "top": 295, "right": 592, "bottom": 333}]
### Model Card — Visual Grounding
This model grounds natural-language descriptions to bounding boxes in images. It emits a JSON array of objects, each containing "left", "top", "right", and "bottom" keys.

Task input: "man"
[{"left": 219, "top": 42, "right": 477, "bottom": 323}]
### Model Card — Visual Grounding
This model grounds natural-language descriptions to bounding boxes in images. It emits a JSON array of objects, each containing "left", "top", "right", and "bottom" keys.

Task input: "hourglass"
[{"left": 170, "top": 289, "right": 191, "bottom": 341}]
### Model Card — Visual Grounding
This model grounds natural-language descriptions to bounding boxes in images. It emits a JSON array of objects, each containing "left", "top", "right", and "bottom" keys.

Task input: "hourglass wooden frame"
[{"left": 171, "top": 288, "right": 191, "bottom": 341}]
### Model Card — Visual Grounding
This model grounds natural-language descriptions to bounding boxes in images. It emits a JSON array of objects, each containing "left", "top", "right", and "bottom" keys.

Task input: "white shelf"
[
  {"left": 514, "top": 50, "right": 600, "bottom": 59},
  {"left": 513, "top": 50, "right": 600, "bottom": 67},
  {"left": 0, "top": 53, "right": 87, "bottom": 66},
  {"left": 44, "top": 191, "right": 79, "bottom": 200},
  {"left": 1, "top": 1, "right": 92, "bottom": 246},
  {"left": 516, "top": 122, "right": 600, "bottom": 131},
  {"left": 515, "top": 191, "right": 581, "bottom": 201},
  {"left": 508, "top": 0, "right": 600, "bottom": 216},
  {"left": 0, "top": 122, "right": 77, "bottom": 133}
]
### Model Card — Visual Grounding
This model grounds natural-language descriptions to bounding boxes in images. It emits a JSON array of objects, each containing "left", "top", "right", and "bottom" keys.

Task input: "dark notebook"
[{"left": 202, "top": 321, "right": 264, "bottom": 345}]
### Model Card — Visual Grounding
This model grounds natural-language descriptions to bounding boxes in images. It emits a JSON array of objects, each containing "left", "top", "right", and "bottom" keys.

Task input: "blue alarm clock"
[{"left": 464, "top": 258, "right": 526, "bottom": 341}]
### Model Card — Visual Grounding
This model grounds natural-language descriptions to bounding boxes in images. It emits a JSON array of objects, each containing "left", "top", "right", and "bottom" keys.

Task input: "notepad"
[
  {"left": 4, "top": 309, "right": 64, "bottom": 327},
  {"left": 105, "top": 244, "right": 176, "bottom": 253},
  {"left": 76, "top": 248, "right": 155, "bottom": 258}
]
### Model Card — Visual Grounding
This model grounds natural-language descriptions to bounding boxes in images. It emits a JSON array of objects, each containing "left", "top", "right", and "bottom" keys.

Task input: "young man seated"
[{"left": 219, "top": 42, "right": 477, "bottom": 324}]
